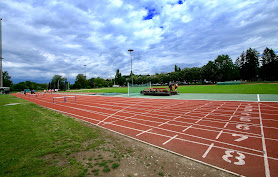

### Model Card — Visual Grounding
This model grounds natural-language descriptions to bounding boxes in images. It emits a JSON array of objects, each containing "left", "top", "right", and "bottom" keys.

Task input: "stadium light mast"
[
  {"left": 84, "top": 64, "right": 87, "bottom": 79},
  {"left": 128, "top": 49, "right": 134, "bottom": 86},
  {"left": 0, "top": 18, "right": 3, "bottom": 88}
]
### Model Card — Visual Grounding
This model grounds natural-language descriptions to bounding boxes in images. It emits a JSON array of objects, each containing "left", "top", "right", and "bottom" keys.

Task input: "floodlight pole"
[
  {"left": 84, "top": 64, "right": 87, "bottom": 79},
  {"left": 128, "top": 49, "right": 134, "bottom": 86},
  {"left": 0, "top": 18, "right": 3, "bottom": 88}
]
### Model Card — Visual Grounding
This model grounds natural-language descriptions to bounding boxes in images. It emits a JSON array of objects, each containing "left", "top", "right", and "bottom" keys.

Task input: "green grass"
[
  {"left": 68, "top": 87, "right": 128, "bottom": 93},
  {"left": 0, "top": 95, "right": 104, "bottom": 176},
  {"left": 67, "top": 83, "right": 278, "bottom": 94},
  {"left": 176, "top": 84, "right": 278, "bottom": 94}
]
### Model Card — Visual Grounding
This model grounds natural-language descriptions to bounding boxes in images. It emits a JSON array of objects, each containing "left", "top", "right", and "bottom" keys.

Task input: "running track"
[{"left": 13, "top": 93, "right": 278, "bottom": 177}]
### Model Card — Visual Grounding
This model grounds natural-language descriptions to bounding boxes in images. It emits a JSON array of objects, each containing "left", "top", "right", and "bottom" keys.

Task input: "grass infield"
[{"left": 68, "top": 83, "right": 278, "bottom": 94}]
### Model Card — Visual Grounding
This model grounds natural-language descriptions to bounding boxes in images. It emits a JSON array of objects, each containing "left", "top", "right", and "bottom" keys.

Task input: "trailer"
[{"left": 140, "top": 88, "right": 178, "bottom": 96}]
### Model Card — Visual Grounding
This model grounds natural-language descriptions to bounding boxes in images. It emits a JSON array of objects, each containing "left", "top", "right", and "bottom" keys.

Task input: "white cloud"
[
  {"left": 109, "top": 0, "right": 123, "bottom": 7},
  {"left": 1, "top": 0, "right": 278, "bottom": 83}
]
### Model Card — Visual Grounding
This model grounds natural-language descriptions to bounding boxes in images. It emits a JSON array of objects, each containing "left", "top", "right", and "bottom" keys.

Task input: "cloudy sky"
[{"left": 1, "top": 0, "right": 278, "bottom": 83}]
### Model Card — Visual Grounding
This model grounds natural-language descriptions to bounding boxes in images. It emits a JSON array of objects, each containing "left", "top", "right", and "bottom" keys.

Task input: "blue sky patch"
[
  {"left": 178, "top": 0, "right": 184, "bottom": 5},
  {"left": 143, "top": 8, "right": 159, "bottom": 20}
]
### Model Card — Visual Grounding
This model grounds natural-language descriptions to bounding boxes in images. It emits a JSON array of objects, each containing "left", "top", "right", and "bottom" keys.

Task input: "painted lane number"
[
  {"left": 236, "top": 124, "right": 250, "bottom": 130},
  {"left": 222, "top": 150, "right": 245, "bottom": 165},
  {"left": 232, "top": 134, "right": 248, "bottom": 142}
]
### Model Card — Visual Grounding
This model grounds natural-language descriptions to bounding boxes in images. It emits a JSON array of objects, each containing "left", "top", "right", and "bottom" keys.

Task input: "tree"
[
  {"left": 11, "top": 82, "right": 26, "bottom": 91},
  {"left": 236, "top": 48, "right": 260, "bottom": 81},
  {"left": 214, "top": 55, "right": 237, "bottom": 81},
  {"left": 260, "top": 47, "right": 278, "bottom": 80},
  {"left": 87, "top": 77, "right": 95, "bottom": 88},
  {"left": 3, "top": 71, "right": 13, "bottom": 87},
  {"left": 158, "top": 73, "right": 170, "bottom": 84},
  {"left": 191, "top": 67, "right": 202, "bottom": 83},
  {"left": 94, "top": 77, "right": 105, "bottom": 87},
  {"left": 11, "top": 81, "right": 47, "bottom": 91},
  {"left": 75, "top": 74, "right": 87, "bottom": 89},
  {"left": 174, "top": 65, "right": 181, "bottom": 72},
  {"left": 115, "top": 69, "right": 125, "bottom": 86},
  {"left": 202, "top": 61, "right": 217, "bottom": 83},
  {"left": 51, "top": 75, "right": 65, "bottom": 89}
]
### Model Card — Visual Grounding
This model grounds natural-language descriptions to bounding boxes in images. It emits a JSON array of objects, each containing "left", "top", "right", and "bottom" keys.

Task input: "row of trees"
[
  {"left": 3, "top": 47, "right": 277, "bottom": 91},
  {"left": 113, "top": 47, "right": 277, "bottom": 86}
]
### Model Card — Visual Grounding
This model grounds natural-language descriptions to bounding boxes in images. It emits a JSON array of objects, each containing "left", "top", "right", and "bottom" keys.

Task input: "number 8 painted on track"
[{"left": 222, "top": 150, "right": 245, "bottom": 165}]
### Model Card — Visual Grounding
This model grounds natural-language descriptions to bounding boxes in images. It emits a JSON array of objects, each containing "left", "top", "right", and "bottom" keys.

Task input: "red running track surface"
[{"left": 13, "top": 93, "right": 278, "bottom": 177}]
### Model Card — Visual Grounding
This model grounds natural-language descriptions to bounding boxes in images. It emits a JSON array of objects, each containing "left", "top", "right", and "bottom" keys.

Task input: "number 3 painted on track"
[{"left": 222, "top": 150, "right": 245, "bottom": 165}]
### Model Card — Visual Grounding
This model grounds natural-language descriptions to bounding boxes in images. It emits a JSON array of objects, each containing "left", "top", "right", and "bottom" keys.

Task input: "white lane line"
[
  {"left": 97, "top": 105, "right": 132, "bottom": 125},
  {"left": 138, "top": 102, "right": 211, "bottom": 137},
  {"left": 215, "top": 130, "right": 223, "bottom": 139},
  {"left": 214, "top": 104, "right": 242, "bottom": 140},
  {"left": 202, "top": 143, "right": 214, "bottom": 158},
  {"left": 195, "top": 119, "right": 202, "bottom": 124},
  {"left": 105, "top": 121, "right": 278, "bottom": 160},
  {"left": 258, "top": 102, "right": 270, "bottom": 177},
  {"left": 136, "top": 128, "right": 152, "bottom": 136},
  {"left": 109, "top": 114, "right": 264, "bottom": 153},
  {"left": 262, "top": 104, "right": 278, "bottom": 109},
  {"left": 223, "top": 122, "right": 229, "bottom": 128},
  {"left": 257, "top": 94, "right": 260, "bottom": 102},
  {"left": 183, "top": 102, "right": 225, "bottom": 132},
  {"left": 97, "top": 100, "right": 146, "bottom": 125},
  {"left": 163, "top": 135, "right": 178, "bottom": 145},
  {"left": 182, "top": 125, "right": 192, "bottom": 132}
]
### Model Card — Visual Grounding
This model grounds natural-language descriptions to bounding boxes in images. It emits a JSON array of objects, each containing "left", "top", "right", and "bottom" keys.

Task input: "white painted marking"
[
  {"left": 136, "top": 128, "right": 152, "bottom": 136},
  {"left": 97, "top": 100, "right": 145, "bottom": 125},
  {"left": 195, "top": 119, "right": 202, "bottom": 124},
  {"left": 232, "top": 134, "right": 248, "bottom": 142},
  {"left": 202, "top": 143, "right": 214, "bottom": 158},
  {"left": 215, "top": 130, "right": 223, "bottom": 139},
  {"left": 163, "top": 135, "right": 178, "bottom": 145},
  {"left": 215, "top": 104, "right": 241, "bottom": 140},
  {"left": 240, "top": 116, "right": 251, "bottom": 122},
  {"left": 258, "top": 102, "right": 271, "bottom": 177},
  {"left": 236, "top": 124, "right": 250, "bottom": 130},
  {"left": 222, "top": 150, "right": 245, "bottom": 165},
  {"left": 139, "top": 102, "right": 211, "bottom": 136},
  {"left": 103, "top": 122, "right": 112, "bottom": 124},
  {"left": 4, "top": 103, "right": 21, "bottom": 106},
  {"left": 223, "top": 122, "right": 229, "bottom": 128},
  {"left": 182, "top": 125, "right": 192, "bottom": 132},
  {"left": 257, "top": 94, "right": 260, "bottom": 102}
]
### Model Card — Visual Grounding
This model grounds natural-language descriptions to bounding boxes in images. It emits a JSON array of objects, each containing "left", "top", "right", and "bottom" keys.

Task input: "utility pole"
[{"left": 84, "top": 64, "right": 87, "bottom": 79}]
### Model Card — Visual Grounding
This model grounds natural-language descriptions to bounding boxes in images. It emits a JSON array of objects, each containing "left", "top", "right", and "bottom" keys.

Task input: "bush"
[{"left": 112, "top": 163, "right": 120, "bottom": 169}]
